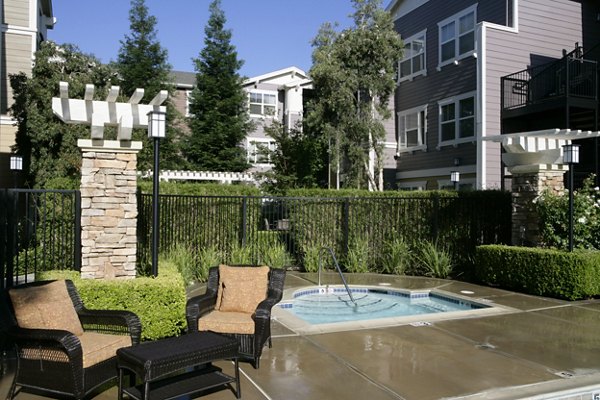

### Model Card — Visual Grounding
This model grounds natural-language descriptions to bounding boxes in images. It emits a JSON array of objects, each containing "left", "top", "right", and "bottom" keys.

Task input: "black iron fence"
[
  {"left": 0, "top": 189, "right": 81, "bottom": 289},
  {"left": 137, "top": 192, "right": 511, "bottom": 273},
  {"left": 501, "top": 46, "right": 598, "bottom": 112}
]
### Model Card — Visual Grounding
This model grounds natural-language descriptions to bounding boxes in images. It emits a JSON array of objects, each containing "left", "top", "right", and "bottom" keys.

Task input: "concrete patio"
[{"left": 3, "top": 272, "right": 600, "bottom": 400}]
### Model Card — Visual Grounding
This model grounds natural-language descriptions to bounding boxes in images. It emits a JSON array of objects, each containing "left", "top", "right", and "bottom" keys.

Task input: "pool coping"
[{"left": 272, "top": 284, "right": 519, "bottom": 335}]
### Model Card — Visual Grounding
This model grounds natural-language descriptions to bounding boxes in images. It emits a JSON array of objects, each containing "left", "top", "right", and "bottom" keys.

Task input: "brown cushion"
[
  {"left": 217, "top": 265, "right": 269, "bottom": 314},
  {"left": 9, "top": 280, "right": 84, "bottom": 336},
  {"left": 198, "top": 310, "right": 255, "bottom": 334},
  {"left": 79, "top": 332, "right": 132, "bottom": 368},
  {"left": 20, "top": 332, "right": 132, "bottom": 368}
]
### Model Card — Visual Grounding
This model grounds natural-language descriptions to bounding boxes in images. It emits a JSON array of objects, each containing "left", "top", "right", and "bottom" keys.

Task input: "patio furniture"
[
  {"left": 1, "top": 279, "right": 141, "bottom": 400},
  {"left": 116, "top": 331, "right": 240, "bottom": 400},
  {"left": 186, "top": 264, "right": 285, "bottom": 368}
]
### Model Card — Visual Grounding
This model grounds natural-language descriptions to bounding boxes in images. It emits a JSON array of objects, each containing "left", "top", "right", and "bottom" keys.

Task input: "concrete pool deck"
[{"left": 3, "top": 272, "right": 600, "bottom": 399}]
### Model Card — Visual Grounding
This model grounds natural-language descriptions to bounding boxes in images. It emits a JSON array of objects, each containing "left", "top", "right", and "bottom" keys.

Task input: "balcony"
[{"left": 501, "top": 46, "right": 598, "bottom": 120}]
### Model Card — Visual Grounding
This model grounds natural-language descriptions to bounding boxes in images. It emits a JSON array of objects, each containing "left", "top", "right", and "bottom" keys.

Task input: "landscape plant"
[
  {"left": 345, "top": 236, "right": 370, "bottom": 273},
  {"left": 413, "top": 240, "right": 453, "bottom": 278},
  {"left": 380, "top": 237, "right": 411, "bottom": 275}
]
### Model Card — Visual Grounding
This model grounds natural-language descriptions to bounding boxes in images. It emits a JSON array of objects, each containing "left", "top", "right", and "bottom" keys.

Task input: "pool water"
[{"left": 278, "top": 287, "right": 488, "bottom": 325}]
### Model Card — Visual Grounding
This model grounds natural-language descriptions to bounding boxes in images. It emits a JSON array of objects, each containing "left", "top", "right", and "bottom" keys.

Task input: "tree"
[
  {"left": 10, "top": 42, "right": 119, "bottom": 188},
  {"left": 259, "top": 120, "right": 327, "bottom": 193},
  {"left": 308, "top": 0, "right": 403, "bottom": 190},
  {"left": 184, "top": 0, "right": 252, "bottom": 172},
  {"left": 116, "top": 0, "right": 182, "bottom": 170}
]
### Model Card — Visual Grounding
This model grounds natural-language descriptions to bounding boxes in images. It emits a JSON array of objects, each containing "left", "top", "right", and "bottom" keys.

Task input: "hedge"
[
  {"left": 475, "top": 245, "right": 600, "bottom": 300},
  {"left": 38, "top": 268, "right": 187, "bottom": 341}
]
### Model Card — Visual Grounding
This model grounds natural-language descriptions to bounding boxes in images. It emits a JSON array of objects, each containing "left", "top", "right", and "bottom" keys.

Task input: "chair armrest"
[
  {"left": 185, "top": 292, "right": 217, "bottom": 332},
  {"left": 7, "top": 326, "right": 83, "bottom": 365},
  {"left": 78, "top": 309, "right": 142, "bottom": 345},
  {"left": 254, "top": 297, "right": 280, "bottom": 320}
]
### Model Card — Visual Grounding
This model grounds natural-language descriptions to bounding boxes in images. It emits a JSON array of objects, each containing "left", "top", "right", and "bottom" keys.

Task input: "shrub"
[
  {"left": 413, "top": 241, "right": 453, "bottom": 278},
  {"left": 38, "top": 267, "right": 187, "bottom": 341},
  {"left": 254, "top": 242, "right": 291, "bottom": 269},
  {"left": 301, "top": 243, "right": 324, "bottom": 272},
  {"left": 380, "top": 237, "right": 411, "bottom": 275},
  {"left": 345, "top": 237, "right": 370, "bottom": 273},
  {"left": 475, "top": 245, "right": 600, "bottom": 300},
  {"left": 537, "top": 174, "right": 600, "bottom": 250}
]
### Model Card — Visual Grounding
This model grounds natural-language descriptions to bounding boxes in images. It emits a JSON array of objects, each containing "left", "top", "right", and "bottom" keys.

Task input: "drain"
[
  {"left": 555, "top": 371, "right": 575, "bottom": 378},
  {"left": 409, "top": 321, "right": 432, "bottom": 327}
]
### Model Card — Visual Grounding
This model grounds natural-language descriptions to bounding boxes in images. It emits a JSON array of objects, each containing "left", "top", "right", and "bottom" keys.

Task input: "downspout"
[{"left": 476, "top": 22, "right": 486, "bottom": 190}]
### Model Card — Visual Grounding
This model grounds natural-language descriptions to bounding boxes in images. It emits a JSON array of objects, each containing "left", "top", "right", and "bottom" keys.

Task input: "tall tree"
[
  {"left": 308, "top": 0, "right": 403, "bottom": 190},
  {"left": 116, "top": 0, "right": 181, "bottom": 171},
  {"left": 10, "top": 42, "right": 119, "bottom": 188},
  {"left": 184, "top": 0, "right": 252, "bottom": 172}
]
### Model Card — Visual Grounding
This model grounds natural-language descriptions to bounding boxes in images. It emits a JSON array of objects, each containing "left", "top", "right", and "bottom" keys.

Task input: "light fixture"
[
  {"left": 147, "top": 110, "right": 167, "bottom": 277},
  {"left": 562, "top": 143, "right": 580, "bottom": 252},
  {"left": 450, "top": 171, "right": 460, "bottom": 191},
  {"left": 147, "top": 110, "right": 166, "bottom": 139},
  {"left": 10, "top": 156, "right": 23, "bottom": 171}
]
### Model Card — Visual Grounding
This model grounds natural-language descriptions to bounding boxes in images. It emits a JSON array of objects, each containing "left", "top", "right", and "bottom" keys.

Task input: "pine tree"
[
  {"left": 184, "top": 0, "right": 252, "bottom": 172},
  {"left": 116, "top": 0, "right": 182, "bottom": 171}
]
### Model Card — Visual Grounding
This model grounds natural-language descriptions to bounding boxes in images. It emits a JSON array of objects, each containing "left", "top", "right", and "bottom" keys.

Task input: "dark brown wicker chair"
[
  {"left": 186, "top": 265, "right": 285, "bottom": 369},
  {"left": 1, "top": 280, "right": 141, "bottom": 400}
]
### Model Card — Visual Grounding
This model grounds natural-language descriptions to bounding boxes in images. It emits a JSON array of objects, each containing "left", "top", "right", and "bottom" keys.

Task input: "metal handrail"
[{"left": 318, "top": 247, "right": 356, "bottom": 305}]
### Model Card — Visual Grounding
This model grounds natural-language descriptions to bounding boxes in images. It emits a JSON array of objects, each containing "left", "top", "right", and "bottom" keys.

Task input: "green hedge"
[
  {"left": 475, "top": 245, "right": 600, "bottom": 300},
  {"left": 38, "top": 268, "right": 187, "bottom": 341}
]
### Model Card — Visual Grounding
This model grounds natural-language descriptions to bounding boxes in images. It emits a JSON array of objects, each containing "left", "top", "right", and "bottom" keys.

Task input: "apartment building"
[
  {"left": 1, "top": 0, "right": 55, "bottom": 187},
  {"left": 387, "top": 0, "right": 598, "bottom": 190}
]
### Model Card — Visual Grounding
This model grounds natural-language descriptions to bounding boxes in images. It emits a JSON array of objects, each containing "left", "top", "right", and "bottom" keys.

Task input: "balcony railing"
[{"left": 502, "top": 46, "right": 598, "bottom": 112}]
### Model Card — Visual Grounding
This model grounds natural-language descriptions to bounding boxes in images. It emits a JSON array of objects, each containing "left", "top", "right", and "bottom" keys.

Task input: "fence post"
[
  {"left": 6, "top": 190, "right": 17, "bottom": 287},
  {"left": 0, "top": 190, "right": 6, "bottom": 290},
  {"left": 240, "top": 196, "right": 248, "bottom": 247},
  {"left": 342, "top": 198, "right": 350, "bottom": 258},
  {"left": 432, "top": 194, "right": 439, "bottom": 242},
  {"left": 74, "top": 191, "right": 82, "bottom": 271}
]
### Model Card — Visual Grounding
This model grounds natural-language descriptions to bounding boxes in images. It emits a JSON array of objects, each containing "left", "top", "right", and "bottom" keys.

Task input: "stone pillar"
[
  {"left": 79, "top": 140, "right": 142, "bottom": 279},
  {"left": 511, "top": 170, "right": 564, "bottom": 246}
]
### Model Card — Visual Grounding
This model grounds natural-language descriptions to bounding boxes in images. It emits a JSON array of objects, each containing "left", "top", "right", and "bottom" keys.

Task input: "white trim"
[
  {"left": 397, "top": 104, "right": 428, "bottom": 152},
  {"left": 185, "top": 90, "right": 192, "bottom": 117},
  {"left": 396, "top": 164, "right": 476, "bottom": 180},
  {"left": 438, "top": 4, "right": 477, "bottom": 69},
  {"left": 398, "top": 29, "right": 427, "bottom": 83},
  {"left": 243, "top": 66, "right": 308, "bottom": 86},
  {"left": 248, "top": 89, "right": 278, "bottom": 118},
  {"left": 476, "top": 23, "right": 486, "bottom": 189},
  {"left": 437, "top": 91, "right": 476, "bottom": 147}
]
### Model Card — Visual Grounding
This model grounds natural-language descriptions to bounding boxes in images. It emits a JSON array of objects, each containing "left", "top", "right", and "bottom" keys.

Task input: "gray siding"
[
  {"left": 1, "top": 32, "right": 32, "bottom": 115},
  {"left": 394, "top": 0, "right": 505, "bottom": 173},
  {"left": 3, "top": 0, "right": 30, "bottom": 27}
]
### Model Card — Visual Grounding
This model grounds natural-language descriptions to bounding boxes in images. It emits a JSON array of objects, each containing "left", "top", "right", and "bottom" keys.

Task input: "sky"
[{"left": 48, "top": 0, "right": 357, "bottom": 78}]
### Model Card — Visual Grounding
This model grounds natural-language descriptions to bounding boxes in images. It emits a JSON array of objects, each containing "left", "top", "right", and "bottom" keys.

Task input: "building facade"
[
  {"left": 387, "top": 0, "right": 594, "bottom": 190},
  {"left": 1, "top": 0, "right": 54, "bottom": 187}
]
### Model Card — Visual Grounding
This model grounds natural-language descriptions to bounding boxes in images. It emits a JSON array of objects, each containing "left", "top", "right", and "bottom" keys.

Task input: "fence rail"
[
  {"left": 137, "top": 193, "right": 511, "bottom": 274},
  {"left": 0, "top": 189, "right": 81, "bottom": 289}
]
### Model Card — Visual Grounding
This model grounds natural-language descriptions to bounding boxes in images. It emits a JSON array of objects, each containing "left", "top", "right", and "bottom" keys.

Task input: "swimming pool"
[{"left": 274, "top": 285, "right": 510, "bottom": 334}]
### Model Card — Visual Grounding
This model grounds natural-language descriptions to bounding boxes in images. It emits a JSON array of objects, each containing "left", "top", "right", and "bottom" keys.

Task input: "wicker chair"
[
  {"left": 1, "top": 280, "right": 141, "bottom": 400},
  {"left": 186, "top": 265, "right": 285, "bottom": 369}
]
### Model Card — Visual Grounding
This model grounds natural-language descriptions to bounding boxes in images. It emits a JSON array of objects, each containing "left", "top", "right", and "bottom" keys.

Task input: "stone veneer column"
[
  {"left": 78, "top": 140, "right": 142, "bottom": 279},
  {"left": 511, "top": 170, "right": 564, "bottom": 246}
]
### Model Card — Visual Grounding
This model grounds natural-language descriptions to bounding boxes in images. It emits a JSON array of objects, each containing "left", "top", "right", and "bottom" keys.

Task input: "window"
[
  {"left": 249, "top": 91, "right": 277, "bottom": 117},
  {"left": 438, "top": 6, "right": 476, "bottom": 66},
  {"left": 399, "top": 30, "right": 426, "bottom": 81},
  {"left": 438, "top": 93, "right": 476, "bottom": 145},
  {"left": 247, "top": 139, "right": 276, "bottom": 164},
  {"left": 398, "top": 105, "right": 427, "bottom": 151}
]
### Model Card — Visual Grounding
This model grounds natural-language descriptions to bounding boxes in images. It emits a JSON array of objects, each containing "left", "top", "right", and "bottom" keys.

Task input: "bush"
[
  {"left": 345, "top": 237, "right": 370, "bottom": 273},
  {"left": 537, "top": 174, "right": 600, "bottom": 250},
  {"left": 380, "top": 237, "right": 411, "bottom": 275},
  {"left": 38, "top": 267, "right": 187, "bottom": 341},
  {"left": 475, "top": 245, "right": 600, "bottom": 300},
  {"left": 413, "top": 240, "right": 453, "bottom": 278}
]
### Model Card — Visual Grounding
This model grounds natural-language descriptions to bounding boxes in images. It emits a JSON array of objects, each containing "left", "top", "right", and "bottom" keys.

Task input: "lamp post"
[
  {"left": 10, "top": 156, "right": 23, "bottom": 188},
  {"left": 450, "top": 171, "right": 460, "bottom": 191},
  {"left": 148, "top": 110, "right": 166, "bottom": 277},
  {"left": 563, "top": 143, "right": 580, "bottom": 252}
]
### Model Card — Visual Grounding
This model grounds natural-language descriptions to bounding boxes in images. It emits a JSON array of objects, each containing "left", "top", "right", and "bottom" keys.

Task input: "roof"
[
  {"left": 242, "top": 66, "right": 309, "bottom": 86},
  {"left": 170, "top": 71, "right": 197, "bottom": 88}
]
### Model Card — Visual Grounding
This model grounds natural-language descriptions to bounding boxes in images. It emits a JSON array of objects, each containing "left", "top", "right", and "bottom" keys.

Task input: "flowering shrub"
[{"left": 537, "top": 175, "right": 600, "bottom": 250}]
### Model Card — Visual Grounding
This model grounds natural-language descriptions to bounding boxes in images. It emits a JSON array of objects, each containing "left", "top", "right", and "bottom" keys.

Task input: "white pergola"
[
  {"left": 52, "top": 81, "right": 167, "bottom": 142},
  {"left": 484, "top": 129, "right": 600, "bottom": 173}
]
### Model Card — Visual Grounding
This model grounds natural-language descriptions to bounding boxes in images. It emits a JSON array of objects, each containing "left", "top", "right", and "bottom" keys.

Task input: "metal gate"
[{"left": 0, "top": 189, "right": 81, "bottom": 289}]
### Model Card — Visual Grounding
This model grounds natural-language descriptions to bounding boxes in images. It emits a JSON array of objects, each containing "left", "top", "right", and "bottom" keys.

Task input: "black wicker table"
[{"left": 116, "top": 331, "right": 240, "bottom": 400}]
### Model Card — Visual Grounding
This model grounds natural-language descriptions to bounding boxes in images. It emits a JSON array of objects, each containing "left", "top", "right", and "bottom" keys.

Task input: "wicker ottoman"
[{"left": 117, "top": 331, "right": 240, "bottom": 400}]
